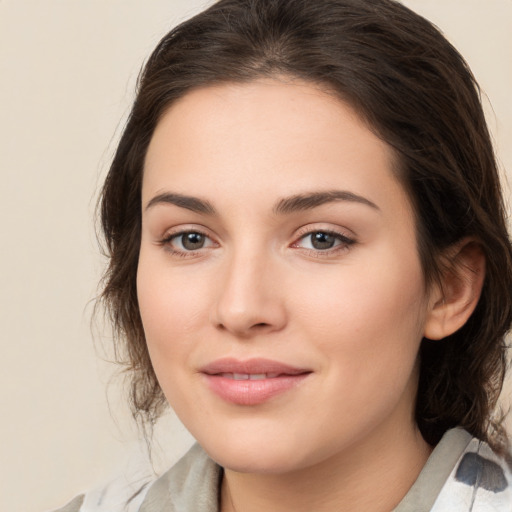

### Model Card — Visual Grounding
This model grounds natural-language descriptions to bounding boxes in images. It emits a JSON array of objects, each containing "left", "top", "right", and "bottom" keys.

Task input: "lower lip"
[{"left": 203, "top": 374, "right": 310, "bottom": 405}]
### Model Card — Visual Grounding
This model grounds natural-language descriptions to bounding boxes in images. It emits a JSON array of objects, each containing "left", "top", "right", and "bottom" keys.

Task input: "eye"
[
  {"left": 293, "top": 230, "right": 355, "bottom": 252},
  {"left": 162, "top": 230, "right": 216, "bottom": 253},
  {"left": 178, "top": 232, "right": 207, "bottom": 250},
  {"left": 304, "top": 232, "right": 339, "bottom": 250}
]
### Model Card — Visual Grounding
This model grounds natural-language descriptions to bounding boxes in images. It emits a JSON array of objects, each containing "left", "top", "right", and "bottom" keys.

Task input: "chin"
[
  {"left": 211, "top": 448, "right": 302, "bottom": 474},
  {"left": 195, "top": 430, "right": 317, "bottom": 475}
]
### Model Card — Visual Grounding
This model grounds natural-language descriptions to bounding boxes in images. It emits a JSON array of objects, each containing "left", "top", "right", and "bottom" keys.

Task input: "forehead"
[{"left": 142, "top": 79, "right": 410, "bottom": 218}]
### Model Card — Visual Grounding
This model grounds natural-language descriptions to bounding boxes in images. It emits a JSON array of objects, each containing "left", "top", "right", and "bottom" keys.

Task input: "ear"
[{"left": 424, "top": 238, "right": 485, "bottom": 340}]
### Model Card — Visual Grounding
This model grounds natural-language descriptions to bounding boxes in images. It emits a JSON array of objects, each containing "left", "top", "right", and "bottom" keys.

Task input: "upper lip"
[{"left": 200, "top": 358, "right": 311, "bottom": 376}]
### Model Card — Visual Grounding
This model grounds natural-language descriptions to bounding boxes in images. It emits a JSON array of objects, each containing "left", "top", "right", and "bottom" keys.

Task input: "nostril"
[
  {"left": 212, "top": 298, "right": 287, "bottom": 335},
  {"left": 253, "top": 322, "right": 270, "bottom": 329}
]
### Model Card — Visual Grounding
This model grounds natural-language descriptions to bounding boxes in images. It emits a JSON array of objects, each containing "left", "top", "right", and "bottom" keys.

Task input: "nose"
[{"left": 211, "top": 249, "right": 287, "bottom": 338}]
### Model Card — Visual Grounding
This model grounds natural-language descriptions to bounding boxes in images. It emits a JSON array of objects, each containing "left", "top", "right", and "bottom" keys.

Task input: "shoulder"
[
  {"left": 138, "top": 443, "right": 221, "bottom": 512},
  {"left": 50, "top": 494, "right": 85, "bottom": 512},
  {"left": 431, "top": 429, "right": 512, "bottom": 511},
  {"left": 395, "top": 428, "right": 512, "bottom": 512},
  {"left": 48, "top": 443, "right": 220, "bottom": 512}
]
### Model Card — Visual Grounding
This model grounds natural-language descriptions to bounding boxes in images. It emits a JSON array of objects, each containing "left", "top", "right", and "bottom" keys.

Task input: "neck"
[{"left": 220, "top": 419, "right": 432, "bottom": 512}]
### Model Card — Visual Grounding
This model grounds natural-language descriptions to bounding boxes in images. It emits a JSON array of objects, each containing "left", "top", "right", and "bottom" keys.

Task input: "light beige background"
[{"left": 1, "top": 1, "right": 510, "bottom": 511}]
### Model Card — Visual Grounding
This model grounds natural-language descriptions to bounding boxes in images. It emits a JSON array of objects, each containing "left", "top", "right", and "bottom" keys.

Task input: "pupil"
[
  {"left": 311, "top": 232, "right": 335, "bottom": 250},
  {"left": 182, "top": 232, "right": 205, "bottom": 250}
]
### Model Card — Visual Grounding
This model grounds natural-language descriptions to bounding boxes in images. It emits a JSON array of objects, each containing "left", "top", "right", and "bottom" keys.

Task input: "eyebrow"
[
  {"left": 273, "top": 190, "right": 380, "bottom": 215},
  {"left": 144, "top": 189, "right": 379, "bottom": 216},
  {"left": 145, "top": 192, "right": 216, "bottom": 214}
]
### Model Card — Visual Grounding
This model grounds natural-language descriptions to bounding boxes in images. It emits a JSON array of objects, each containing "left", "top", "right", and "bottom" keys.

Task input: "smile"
[
  {"left": 200, "top": 358, "right": 312, "bottom": 406},
  {"left": 218, "top": 373, "right": 280, "bottom": 380}
]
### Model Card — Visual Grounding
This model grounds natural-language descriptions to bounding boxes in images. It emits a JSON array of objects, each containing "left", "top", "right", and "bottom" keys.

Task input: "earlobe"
[{"left": 424, "top": 239, "right": 486, "bottom": 341}]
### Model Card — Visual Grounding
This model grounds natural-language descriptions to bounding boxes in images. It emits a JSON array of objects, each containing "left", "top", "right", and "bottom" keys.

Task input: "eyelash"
[
  {"left": 158, "top": 228, "right": 216, "bottom": 258},
  {"left": 291, "top": 229, "right": 356, "bottom": 257},
  {"left": 158, "top": 228, "right": 356, "bottom": 258}
]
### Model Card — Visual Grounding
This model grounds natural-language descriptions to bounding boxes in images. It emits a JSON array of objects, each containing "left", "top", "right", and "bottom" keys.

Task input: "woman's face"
[{"left": 138, "top": 79, "right": 433, "bottom": 473}]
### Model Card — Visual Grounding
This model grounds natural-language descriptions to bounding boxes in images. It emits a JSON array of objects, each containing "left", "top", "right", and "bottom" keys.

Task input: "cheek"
[
  {"left": 288, "top": 255, "right": 427, "bottom": 435},
  {"left": 136, "top": 255, "right": 216, "bottom": 413},
  {"left": 292, "top": 246, "right": 427, "bottom": 374},
  {"left": 136, "top": 252, "right": 212, "bottom": 363}
]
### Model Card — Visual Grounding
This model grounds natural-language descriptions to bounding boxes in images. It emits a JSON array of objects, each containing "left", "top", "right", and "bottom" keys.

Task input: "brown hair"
[{"left": 99, "top": 0, "right": 512, "bottom": 452}]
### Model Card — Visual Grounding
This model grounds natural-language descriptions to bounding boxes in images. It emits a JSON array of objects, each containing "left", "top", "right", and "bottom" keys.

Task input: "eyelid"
[
  {"left": 290, "top": 225, "right": 356, "bottom": 254},
  {"left": 159, "top": 226, "right": 209, "bottom": 242},
  {"left": 293, "top": 224, "right": 356, "bottom": 242},
  {"left": 158, "top": 225, "right": 219, "bottom": 256}
]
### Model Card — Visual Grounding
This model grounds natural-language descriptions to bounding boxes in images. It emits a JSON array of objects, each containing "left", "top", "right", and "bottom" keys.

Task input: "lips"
[
  {"left": 200, "top": 358, "right": 311, "bottom": 405},
  {"left": 217, "top": 372, "right": 280, "bottom": 380}
]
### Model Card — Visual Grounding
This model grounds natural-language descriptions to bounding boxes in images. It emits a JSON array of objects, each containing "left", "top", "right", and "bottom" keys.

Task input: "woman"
[{"left": 56, "top": 0, "right": 512, "bottom": 510}]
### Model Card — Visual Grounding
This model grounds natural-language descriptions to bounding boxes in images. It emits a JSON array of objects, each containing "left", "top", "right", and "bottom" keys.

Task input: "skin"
[{"left": 137, "top": 78, "right": 477, "bottom": 511}]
